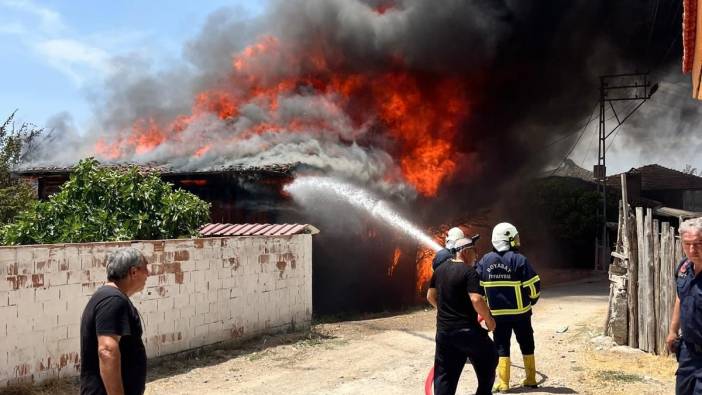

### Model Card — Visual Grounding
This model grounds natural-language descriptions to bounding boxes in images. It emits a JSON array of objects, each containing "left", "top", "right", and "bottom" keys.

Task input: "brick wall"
[{"left": 0, "top": 234, "right": 313, "bottom": 387}]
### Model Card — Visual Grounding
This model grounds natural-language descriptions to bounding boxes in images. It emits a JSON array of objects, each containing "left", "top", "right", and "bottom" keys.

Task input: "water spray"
[{"left": 284, "top": 176, "right": 442, "bottom": 252}]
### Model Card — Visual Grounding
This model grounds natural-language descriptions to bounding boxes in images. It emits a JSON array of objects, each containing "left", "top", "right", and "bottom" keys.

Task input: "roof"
[
  {"left": 543, "top": 159, "right": 594, "bottom": 182},
  {"left": 198, "top": 223, "right": 320, "bottom": 237},
  {"left": 654, "top": 206, "right": 702, "bottom": 219},
  {"left": 607, "top": 164, "right": 702, "bottom": 191},
  {"left": 683, "top": 0, "right": 696, "bottom": 74},
  {"left": 13, "top": 163, "right": 297, "bottom": 177}
]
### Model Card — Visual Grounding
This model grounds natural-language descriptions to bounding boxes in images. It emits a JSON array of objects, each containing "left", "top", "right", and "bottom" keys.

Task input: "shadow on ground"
[{"left": 0, "top": 328, "right": 329, "bottom": 395}]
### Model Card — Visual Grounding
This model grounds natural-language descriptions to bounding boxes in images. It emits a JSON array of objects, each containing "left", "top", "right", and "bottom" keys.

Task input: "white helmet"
[
  {"left": 445, "top": 227, "right": 465, "bottom": 249},
  {"left": 491, "top": 222, "right": 519, "bottom": 252}
]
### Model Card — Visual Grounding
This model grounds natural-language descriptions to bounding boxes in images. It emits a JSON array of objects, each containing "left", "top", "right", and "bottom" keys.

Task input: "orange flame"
[
  {"left": 93, "top": 33, "right": 471, "bottom": 197},
  {"left": 388, "top": 247, "right": 402, "bottom": 276},
  {"left": 415, "top": 246, "right": 437, "bottom": 294}
]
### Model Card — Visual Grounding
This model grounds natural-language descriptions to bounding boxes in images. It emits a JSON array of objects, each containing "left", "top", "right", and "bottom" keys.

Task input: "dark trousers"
[
  {"left": 493, "top": 317, "right": 535, "bottom": 357},
  {"left": 677, "top": 341, "right": 702, "bottom": 395},
  {"left": 434, "top": 327, "right": 498, "bottom": 395}
]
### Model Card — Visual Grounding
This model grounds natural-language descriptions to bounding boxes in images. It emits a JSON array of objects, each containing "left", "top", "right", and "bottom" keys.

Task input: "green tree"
[
  {"left": 521, "top": 176, "right": 619, "bottom": 268},
  {"left": 0, "top": 111, "right": 41, "bottom": 225},
  {"left": 1, "top": 158, "right": 211, "bottom": 245}
]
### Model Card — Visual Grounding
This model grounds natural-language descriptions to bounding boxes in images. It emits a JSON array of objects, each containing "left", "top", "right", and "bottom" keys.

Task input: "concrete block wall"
[{"left": 0, "top": 234, "right": 313, "bottom": 387}]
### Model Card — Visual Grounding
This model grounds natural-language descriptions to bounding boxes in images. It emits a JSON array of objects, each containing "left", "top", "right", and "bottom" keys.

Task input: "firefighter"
[
  {"left": 427, "top": 236, "right": 498, "bottom": 395},
  {"left": 432, "top": 227, "right": 465, "bottom": 270},
  {"left": 475, "top": 222, "right": 540, "bottom": 392}
]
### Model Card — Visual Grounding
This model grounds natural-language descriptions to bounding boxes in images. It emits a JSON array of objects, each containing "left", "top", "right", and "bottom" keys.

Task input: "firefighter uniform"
[
  {"left": 476, "top": 248, "right": 540, "bottom": 392},
  {"left": 675, "top": 258, "right": 702, "bottom": 394}
]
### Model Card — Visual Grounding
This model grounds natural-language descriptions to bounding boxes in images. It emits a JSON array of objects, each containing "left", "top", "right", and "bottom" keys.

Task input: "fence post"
[
  {"left": 627, "top": 208, "right": 639, "bottom": 348},
  {"left": 659, "top": 222, "right": 671, "bottom": 356},
  {"left": 637, "top": 207, "right": 647, "bottom": 349},
  {"left": 652, "top": 217, "right": 660, "bottom": 354}
]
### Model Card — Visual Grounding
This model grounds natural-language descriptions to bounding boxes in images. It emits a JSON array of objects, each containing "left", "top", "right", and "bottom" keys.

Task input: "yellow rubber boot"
[
  {"left": 493, "top": 356, "right": 510, "bottom": 392},
  {"left": 522, "top": 354, "right": 538, "bottom": 388}
]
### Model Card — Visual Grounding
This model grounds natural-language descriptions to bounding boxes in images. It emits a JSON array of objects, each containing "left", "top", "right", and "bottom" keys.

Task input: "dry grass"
[{"left": 0, "top": 378, "right": 78, "bottom": 395}]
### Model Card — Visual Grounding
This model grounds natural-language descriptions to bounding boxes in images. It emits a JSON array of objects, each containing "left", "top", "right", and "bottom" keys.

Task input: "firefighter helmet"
[
  {"left": 492, "top": 222, "right": 519, "bottom": 252},
  {"left": 445, "top": 227, "right": 465, "bottom": 249}
]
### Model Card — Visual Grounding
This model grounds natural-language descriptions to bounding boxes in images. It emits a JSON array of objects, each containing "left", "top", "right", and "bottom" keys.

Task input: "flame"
[
  {"left": 388, "top": 247, "right": 402, "bottom": 276},
  {"left": 194, "top": 145, "right": 211, "bottom": 157},
  {"left": 415, "top": 245, "right": 437, "bottom": 294},
  {"left": 180, "top": 179, "right": 208, "bottom": 187},
  {"left": 93, "top": 29, "right": 471, "bottom": 196}
]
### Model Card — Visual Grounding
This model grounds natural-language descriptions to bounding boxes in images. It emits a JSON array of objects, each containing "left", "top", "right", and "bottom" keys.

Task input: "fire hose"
[{"left": 424, "top": 314, "right": 484, "bottom": 395}]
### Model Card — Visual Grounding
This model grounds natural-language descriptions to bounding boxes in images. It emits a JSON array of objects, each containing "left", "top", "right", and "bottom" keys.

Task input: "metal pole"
[{"left": 599, "top": 77, "right": 607, "bottom": 270}]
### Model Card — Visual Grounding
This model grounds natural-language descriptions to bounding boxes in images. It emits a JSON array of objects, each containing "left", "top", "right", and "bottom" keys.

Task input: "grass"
[
  {"left": 594, "top": 370, "right": 646, "bottom": 383},
  {"left": 0, "top": 378, "right": 78, "bottom": 395}
]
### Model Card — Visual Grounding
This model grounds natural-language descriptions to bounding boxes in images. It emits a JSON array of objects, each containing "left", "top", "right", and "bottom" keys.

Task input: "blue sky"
[
  {"left": 0, "top": 0, "right": 265, "bottom": 128},
  {"left": 0, "top": 0, "right": 698, "bottom": 174}
]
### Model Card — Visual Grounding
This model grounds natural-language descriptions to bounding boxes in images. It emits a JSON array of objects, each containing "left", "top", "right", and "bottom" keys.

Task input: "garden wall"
[{"left": 0, "top": 234, "right": 313, "bottom": 387}]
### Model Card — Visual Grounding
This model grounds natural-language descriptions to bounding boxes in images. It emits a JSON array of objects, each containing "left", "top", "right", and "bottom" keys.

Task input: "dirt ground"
[{"left": 7, "top": 274, "right": 677, "bottom": 395}]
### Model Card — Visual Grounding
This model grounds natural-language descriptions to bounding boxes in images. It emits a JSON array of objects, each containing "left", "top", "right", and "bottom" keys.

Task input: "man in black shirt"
[
  {"left": 80, "top": 247, "right": 149, "bottom": 395},
  {"left": 428, "top": 237, "right": 498, "bottom": 395}
]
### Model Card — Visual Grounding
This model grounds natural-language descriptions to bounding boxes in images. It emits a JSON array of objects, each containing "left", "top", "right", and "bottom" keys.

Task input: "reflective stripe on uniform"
[
  {"left": 480, "top": 280, "right": 521, "bottom": 287},
  {"left": 525, "top": 284, "right": 539, "bottom": 299},
  {"left": 481, "top": 280, "right": 529, "bottom": 313},
  {"left": 490, "top": 304, "right": 532, "bottom": 316},
  {"left": 522, "top": 275, "right": 540, "bottom": 287},
  {"left": 522, "top": 275, "right": 540, "bottom": 299}
]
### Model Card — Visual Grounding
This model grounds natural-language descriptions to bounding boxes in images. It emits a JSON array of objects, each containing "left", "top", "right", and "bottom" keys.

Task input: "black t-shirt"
[
  {"left": 430, "top": 259, "right": 484, "bottom": 331},
  {"left": 80, "top": 285, "right": 147, "bottom": 395}
]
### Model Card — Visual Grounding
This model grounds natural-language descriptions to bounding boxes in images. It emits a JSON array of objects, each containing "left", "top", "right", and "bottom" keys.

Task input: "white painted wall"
[{"left": 0, "top": 234, "right": 313, "bottom": 387}]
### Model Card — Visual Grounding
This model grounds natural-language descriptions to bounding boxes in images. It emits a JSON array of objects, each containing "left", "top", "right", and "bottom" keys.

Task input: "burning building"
[
  {"left": 17, "top": 1, "right": 687, "bottom": 313},
  {"left": 14, "top": 163, "right": 430, "bottom": 314}
]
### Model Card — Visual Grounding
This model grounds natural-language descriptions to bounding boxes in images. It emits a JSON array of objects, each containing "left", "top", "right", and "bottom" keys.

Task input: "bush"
[
  {"left": 0, "top": 111, "right": 42, "bottom": 225},
  {"left": 1, "top": 158, "right": 210, "bottom": 245}
]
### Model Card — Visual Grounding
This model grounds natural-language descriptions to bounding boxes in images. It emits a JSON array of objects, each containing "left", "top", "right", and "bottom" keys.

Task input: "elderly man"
[
  {"left": 80, "top": 248, "right": 149, "bottom": 395},
  {"left": 669, "top": 217, "right": 702, "bottom": 395},
  {"left": 428, "top": 236, "right": 498, "bottom": 395}
]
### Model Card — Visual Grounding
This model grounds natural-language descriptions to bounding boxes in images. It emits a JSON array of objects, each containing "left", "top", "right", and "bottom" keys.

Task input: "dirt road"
[{"left": 18, "top": 275, "right": 677, "bottom": 395}]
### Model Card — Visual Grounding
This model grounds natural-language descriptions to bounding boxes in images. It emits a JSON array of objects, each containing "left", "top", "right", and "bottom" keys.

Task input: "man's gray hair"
[
  {"left": 106, "top": 247, "right": 146, "bottom": 281},
  {"left": 680, "top": 217, "right": 702, "bottom": 237}
]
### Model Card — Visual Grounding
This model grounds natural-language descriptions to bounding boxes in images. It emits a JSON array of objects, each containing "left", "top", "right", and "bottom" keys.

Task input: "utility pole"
[{"left": 594, "top": 73, "right": 657, "bottom": 270}]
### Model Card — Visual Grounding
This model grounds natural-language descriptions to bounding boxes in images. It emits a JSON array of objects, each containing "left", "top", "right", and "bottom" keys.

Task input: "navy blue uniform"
[
  {"left": 675, "top": 258, "right": 702, "bottom": 395},
  {"left": 475, "top": 250, "right": 540, "bottom": 357},
  {"left": 432, "top": 248, "right": 454, "bottom": 270}
]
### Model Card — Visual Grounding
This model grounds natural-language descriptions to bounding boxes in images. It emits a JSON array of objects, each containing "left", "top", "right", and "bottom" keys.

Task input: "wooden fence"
[{"left": 605, "top": 199, "right": 684, "bottom": 355}]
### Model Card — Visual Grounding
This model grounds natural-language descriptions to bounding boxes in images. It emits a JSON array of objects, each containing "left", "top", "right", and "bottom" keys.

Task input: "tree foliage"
[
  {"left": 521, "top": 176, "right": 619, "bottom": 268},
  {"left": 683, "top": 164, "right": 698, "bottom": 176},
  {"left": 0, "top": 111, "right": 42, "bottom": 225},
  {"left": 1, "top": 158, "right": 211, "bottom": 245}
]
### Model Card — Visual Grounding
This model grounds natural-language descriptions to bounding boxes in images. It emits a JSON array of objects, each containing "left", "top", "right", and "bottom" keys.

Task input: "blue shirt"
[{"left": 676, "top": 259, "right": 702, "bottom": 345}]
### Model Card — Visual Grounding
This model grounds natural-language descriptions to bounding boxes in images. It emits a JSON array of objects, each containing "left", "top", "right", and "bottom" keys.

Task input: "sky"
[
  {"left": 0, "top": 0, "right": 699, "bottom": 176},
  {"left": 0, "top": 0, "right": 265, "bottom": 128}
]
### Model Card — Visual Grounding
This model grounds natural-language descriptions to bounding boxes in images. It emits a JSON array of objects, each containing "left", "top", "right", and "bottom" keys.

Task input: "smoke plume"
[{"left": 26, "top": 0, "right": 685, "bottom": 203}]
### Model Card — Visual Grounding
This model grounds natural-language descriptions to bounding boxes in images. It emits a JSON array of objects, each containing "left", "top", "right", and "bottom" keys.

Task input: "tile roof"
[
  {"left": 608, "top": 164, "right": 702, "bottom": 191},
  {"left": 198, "top": 223, "right": 319, "bottom": 237}
]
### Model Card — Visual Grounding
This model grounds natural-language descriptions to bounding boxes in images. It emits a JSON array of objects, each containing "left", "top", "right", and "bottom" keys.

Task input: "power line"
[
  {"left": 542, "top": 104, "right": 599, "bottom": 149},
  {"left": 549, "top": 104, "right": 598, "bottom": 176},
  {"left": 604, "top": 101, "right": 641, "bottom": 154}
]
